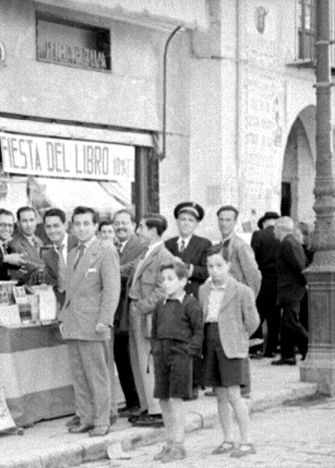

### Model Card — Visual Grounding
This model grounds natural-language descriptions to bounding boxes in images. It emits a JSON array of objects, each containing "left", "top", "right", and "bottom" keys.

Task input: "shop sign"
[
  {"left": 0, "top": 133, "right": 135, "bottom": 182},
  {"left": 38, "top": 41, "right": 107, "bottom": 70}
]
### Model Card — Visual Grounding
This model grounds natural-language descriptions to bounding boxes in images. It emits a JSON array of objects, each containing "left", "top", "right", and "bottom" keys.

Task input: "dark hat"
[
  {"left": 258, "top": 211, "right": 280, "bottom": 229},
  {"left": 174, "top": 202, "right": 205, "bottom": 221}
]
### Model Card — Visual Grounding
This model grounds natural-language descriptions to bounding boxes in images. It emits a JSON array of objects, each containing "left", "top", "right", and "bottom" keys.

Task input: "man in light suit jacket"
[
  {"left": 217, "top": 205, "right": 261, "bottom": 397},
  {"left": 112, "top": 209, "right": 145, "bottom": 416},
  {"left": 9, "top": 206, "right": 45, "bottom": 285},
  {"left": 128, "top": 213, "right": 174, "bottom": 427},
  {"left": 43, "top": 208, "right": 78, "bottom": 308},
  {"left": 59, "top": 206, "right": 120, "bottom": 437}
]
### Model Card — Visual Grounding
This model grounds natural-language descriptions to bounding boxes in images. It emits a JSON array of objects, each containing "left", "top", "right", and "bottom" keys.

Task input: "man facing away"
[
  {"left": 250, "top": 211, "right": 281, "bottom": 358},
  {"left": 59, "top": 206, "right": 120, "bottom": 437},
  {"left": 127, "top": 213, "right": 174, "bottom": 427},
  {"left": 112, "top": 209, "right": 145, "bottom": 417},
  {"left": 43, "top": 208, "right": 78, "bottom": 308},
  {"left": 271, "top": 216, "right": 308, "bottom": 366},
  {"left": 9, "top": 206, "right": 45, "bottom": 285}
]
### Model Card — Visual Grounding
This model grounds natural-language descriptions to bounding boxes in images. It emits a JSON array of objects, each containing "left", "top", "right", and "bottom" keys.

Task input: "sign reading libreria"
[{"left": 0, "top": 133, "right": 135, "bottom": 182}]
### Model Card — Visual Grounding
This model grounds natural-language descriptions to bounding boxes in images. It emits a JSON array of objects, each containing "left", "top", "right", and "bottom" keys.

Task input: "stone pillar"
[{"left": 300, "top": 0, "right": 335, "bottom": 395}]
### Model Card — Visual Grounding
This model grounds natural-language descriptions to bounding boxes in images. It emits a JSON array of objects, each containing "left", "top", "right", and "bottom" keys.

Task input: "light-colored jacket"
[
  {"left": 60, "top": 238, "right": 120, "bottom": 341},
  {"left": 199, "top": 276, "right": 260, "bottom": 358},
  {"left": 225, "top": 232, "right": 262, "bottom": 298}
]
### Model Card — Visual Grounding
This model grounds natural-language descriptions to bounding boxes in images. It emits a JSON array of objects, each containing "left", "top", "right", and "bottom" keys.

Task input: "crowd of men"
[{"left": 0, "top": 202, "right": 311, "bottom": 436}]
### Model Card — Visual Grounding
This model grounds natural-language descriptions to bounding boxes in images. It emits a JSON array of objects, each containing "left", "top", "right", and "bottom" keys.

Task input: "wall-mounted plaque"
[{"left": 36, "top": 12, "right": 111, "bottom": 72}]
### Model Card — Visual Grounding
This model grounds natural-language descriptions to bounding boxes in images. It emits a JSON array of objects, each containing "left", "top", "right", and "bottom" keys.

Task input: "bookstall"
[{"left": 0, "top": 282, "right": 75, "bottom": 427}]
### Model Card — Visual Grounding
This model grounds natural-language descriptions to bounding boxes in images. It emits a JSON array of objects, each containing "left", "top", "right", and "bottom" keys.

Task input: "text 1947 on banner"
[{"left": 0, "top": 133, "right": 135, "bottom": 182}]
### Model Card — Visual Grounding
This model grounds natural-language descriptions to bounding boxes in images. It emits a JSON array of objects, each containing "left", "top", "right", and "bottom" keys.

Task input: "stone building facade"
[{"left": 0, "top": 0, "right": 320, "bottom": 240}]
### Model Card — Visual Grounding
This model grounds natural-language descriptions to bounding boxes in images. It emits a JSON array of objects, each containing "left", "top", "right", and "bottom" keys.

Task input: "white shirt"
[
  {"left": 54, "top": 233, "right": 68, "bottom": 265},
  {"left": 177, "top": 236, "right": 192, "bottom": 252},
  {"left": 205, "top": 281, "right": 226, "bottom": 323}
]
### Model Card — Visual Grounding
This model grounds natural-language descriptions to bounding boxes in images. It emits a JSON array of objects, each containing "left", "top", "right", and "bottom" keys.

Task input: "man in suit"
[
  {"left": 98, "top": 220, "right": 114, "bottom": 240},
  {"left": 128, "top": 213, "right": 174, "bottom": 427},
  {"left": 112, "top": 209, "right": 144, "bottom": 417},
  {"left": 59, "top": 206, "right": 120, "bottom": 437},
  {"left": 271, "top": 216, "right": 308, "bottom": 366},
  {"left": 43, "top": 208, "right": 78, "bottom": 308},
  {"left": 217, "top": 205, "right": 262, "bottom": 298},
  {"left": 250, "top": 211, "right": 281, "bottom": 358},
  {"left": 165, "top": 202, "right": 211, "bottom": 399},
  {"left": 0, "top": 208, "right": 26, "bottom": 280},
  {"left": 9, "top": 206, "right": 45, "bottom": 285}
]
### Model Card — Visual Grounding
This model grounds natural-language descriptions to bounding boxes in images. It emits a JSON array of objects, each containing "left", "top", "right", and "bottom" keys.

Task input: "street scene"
[{"left": 1, "top": 0, "right": 335, "bottom": 468}]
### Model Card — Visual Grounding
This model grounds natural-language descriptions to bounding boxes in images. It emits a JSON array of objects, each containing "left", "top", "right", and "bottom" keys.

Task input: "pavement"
[{"left": 0, "top": 358, "right": 319, "bottom": 468}]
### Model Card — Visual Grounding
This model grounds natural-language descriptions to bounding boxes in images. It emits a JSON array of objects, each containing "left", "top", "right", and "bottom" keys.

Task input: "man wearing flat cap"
[
  {"left": 165, "top": 202, "right": 212, "bottom": 399},
  {"left": 250, "top": 211, "right": 281, "bottom": 358}
]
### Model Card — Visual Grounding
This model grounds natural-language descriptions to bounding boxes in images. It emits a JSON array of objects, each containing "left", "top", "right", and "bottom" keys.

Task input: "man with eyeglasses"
[{"left": 0, "top": 208, "right": 26, "bottom": 280}]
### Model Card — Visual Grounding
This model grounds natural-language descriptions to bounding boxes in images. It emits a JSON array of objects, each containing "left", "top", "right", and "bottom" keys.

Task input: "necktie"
[
  {"left": 57, "top": 244, "right": 66, "bottom": 291},
  {"left": 179, "top": 240, "right": 186, "bottom": 254},
  {"left": 74, "top": 244, "right": 85, "bottom": 270}
]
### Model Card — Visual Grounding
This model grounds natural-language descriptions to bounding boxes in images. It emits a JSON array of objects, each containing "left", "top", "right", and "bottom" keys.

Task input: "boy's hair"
[
  {"left": 72, "top": 206, "right": 99, "bottom": 224},
  {"left": 160, "top": 259, "right": 189, "bottom": 280},
  {"left": 142, "top": 213, "right": 168, "bottom": 236},
  {"left": 207, "top": 244, "right": 229, "bottom": 262}
]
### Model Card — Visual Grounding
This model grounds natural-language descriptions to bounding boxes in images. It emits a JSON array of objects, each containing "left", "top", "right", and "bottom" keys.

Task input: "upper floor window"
[{"left": 298, "top": 0, "right": 315, "bottom": 62}]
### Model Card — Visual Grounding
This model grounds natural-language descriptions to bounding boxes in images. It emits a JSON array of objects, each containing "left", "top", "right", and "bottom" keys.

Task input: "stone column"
[{"left": 300, "top": 0, "right": 335, "bottom": 395}]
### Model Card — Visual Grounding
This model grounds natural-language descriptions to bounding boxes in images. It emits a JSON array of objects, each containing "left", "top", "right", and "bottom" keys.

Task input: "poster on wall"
[{"left": 0, "top": 132, "right": 135, "bottom": 182}]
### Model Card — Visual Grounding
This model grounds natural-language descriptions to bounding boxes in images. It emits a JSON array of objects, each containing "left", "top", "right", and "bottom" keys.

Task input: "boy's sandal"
[
  {"left": 212, "top": 441, "right": 235, "bottom": 455},
  {"left": 230, "top": 443, "right": 256, "bottom": 458}
]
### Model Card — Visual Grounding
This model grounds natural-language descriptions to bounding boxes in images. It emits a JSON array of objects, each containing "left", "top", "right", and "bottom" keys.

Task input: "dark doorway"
[{"left": 281, "top": 182, "right": 291, "bottom": 216}]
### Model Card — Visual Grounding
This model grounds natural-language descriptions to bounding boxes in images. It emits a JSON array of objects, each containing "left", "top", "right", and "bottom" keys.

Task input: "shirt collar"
[
  {"left": 146, "top": 240, "right": 163, "bottom": 255},
  {"left": 81, "top": 236, "right": 96, "bottom": 250},
  {"left": 163, "top": 291, "right": 186, "bottom": 304},
  {"left": 209, "top": 278, "right": 227, "bottom": 290},
  {"left": 221, "top": 232, "right": 234, "bottom": 245},
  {"left": 177, "top": 236, "right": 192, "bottom": 249}
]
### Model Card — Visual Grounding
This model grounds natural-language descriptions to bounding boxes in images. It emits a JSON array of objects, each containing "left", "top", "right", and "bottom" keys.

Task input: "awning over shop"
[{"left": 36, "top": 0, "right": 209, "bottom": 31}]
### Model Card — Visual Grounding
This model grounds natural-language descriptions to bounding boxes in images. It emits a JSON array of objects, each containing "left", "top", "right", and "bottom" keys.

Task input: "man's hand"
[
  {"left": 96, "top": 322, "right": 109, "bottom": 333},
  {"left": 4, "top": 253, "right": 27, "bottom": 266}
]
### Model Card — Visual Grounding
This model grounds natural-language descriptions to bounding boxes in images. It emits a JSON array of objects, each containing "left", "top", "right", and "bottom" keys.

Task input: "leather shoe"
[
  {"left": 68, "top": 423, "right": 93, "bottom": 434},
  {"left": 271, "top": 357, "right": 296, "bottom": 366},
  {"left": 66, "top": 415, "right": 81, "bottom": 428},
  {"left": 89, "top": 425, "right": 110, "bottom": 437}
]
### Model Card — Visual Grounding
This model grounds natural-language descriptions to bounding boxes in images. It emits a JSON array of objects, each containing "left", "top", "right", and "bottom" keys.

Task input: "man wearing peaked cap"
[
  {"left": 250, "top": 211, "right": 281, "bottom": 358},
  {"left": 166, "top": 202, "right": 212, "bottom": 400},
  {"left": 173, "top": 202, "right": 205, "bottom": 223}
]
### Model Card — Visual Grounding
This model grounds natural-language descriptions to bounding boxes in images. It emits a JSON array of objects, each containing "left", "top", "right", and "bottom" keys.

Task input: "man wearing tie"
[
  {"left": 9, "top": 206, "right": 45, "bottom": 285},
  {"left": 112, "top": 209, "right": 145, "bottom": 417},
  {"left": 165, "top": 202, "right": 212, "bottom": 399},
  {"left": 59, "top": 206, "right": 120, "bottom": 437},
  {"left": 43, "top": 208, "right": 78, "bottom": 308},
  {"left": 128, "top": 214, "right": 174, "bottom": 427}
]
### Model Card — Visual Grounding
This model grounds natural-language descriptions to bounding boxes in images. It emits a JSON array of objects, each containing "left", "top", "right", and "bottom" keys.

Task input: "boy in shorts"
[{"left": 151, "top": 259, "right": 203, "bottom": 463}]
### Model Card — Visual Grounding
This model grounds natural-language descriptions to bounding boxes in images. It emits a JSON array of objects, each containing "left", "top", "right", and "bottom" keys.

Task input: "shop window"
[
  {"left": 36, "top": 12, "right": 111, "bottom": 72},
  {"left": 297, "top": 0, "right": 316, "bottom": 63}
]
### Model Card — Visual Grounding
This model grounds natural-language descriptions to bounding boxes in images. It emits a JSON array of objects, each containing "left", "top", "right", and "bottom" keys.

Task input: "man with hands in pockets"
[{"left": 59, "top": 206, "right": 120, "bottom": 437}]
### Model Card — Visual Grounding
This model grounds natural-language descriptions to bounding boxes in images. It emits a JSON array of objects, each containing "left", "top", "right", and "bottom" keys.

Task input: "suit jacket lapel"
[
  {"left": 67, "top": 239, "right": 100, "bottom": 299},
  {"left": 121, "top": 236, "right": 137, "bottom": 264},
  {"left": 220, "top": 277, "right": 237, "bottom": 309},
  {"left": 136, "top": 243, "right": 160, "bottom": 279},
  {"left": 181, "top": 235, "right": 198, "bottom": 262}
]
